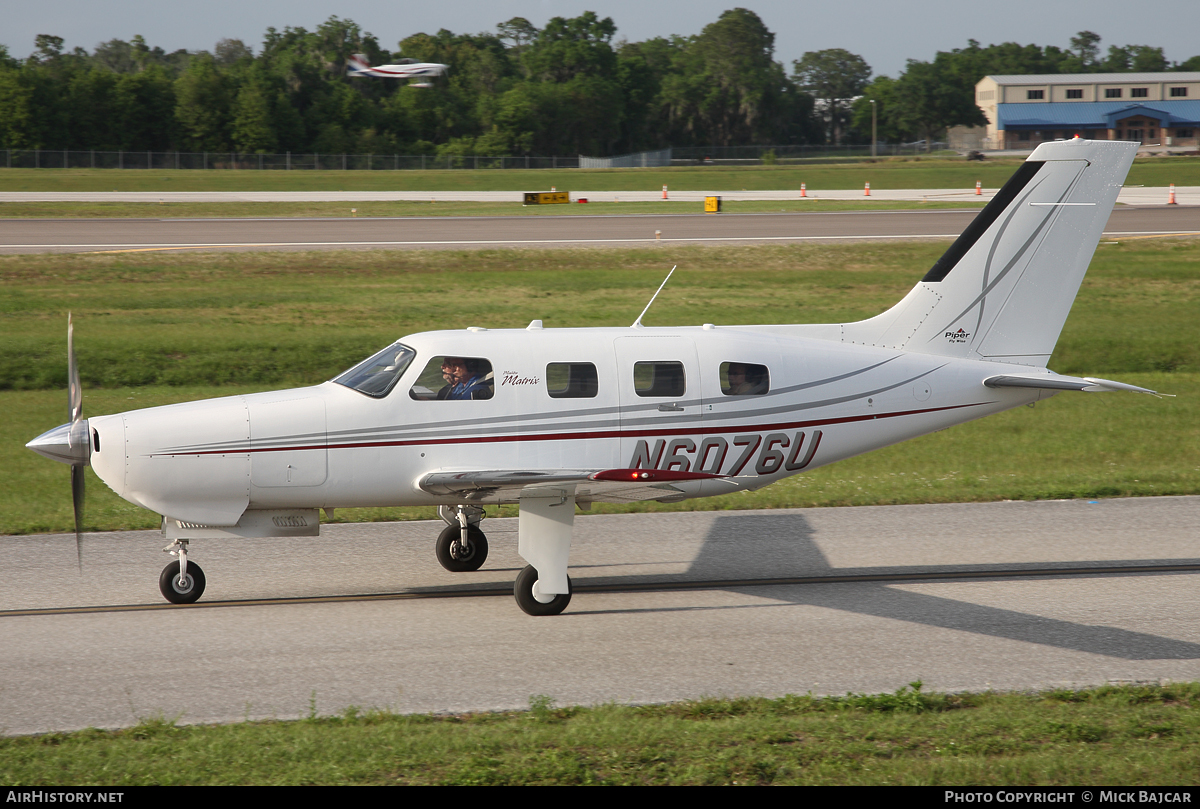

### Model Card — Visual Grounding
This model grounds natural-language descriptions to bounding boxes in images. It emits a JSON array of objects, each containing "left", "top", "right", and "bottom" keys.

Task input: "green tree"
[
  {"left": 888, "top": 58, "right": 986, "bottom": 146},
  {"left": 174, "top": 56, "right": 230, "bottom": 151},
  {"left": 113, "top": 67, "right": 176, "bottom": 149},
  {"left": 1069, "top": 31, "right": 1102, "bottom": 71},
  {"left": 793, "top": 48, "right": 871, "bottom": 144},
  {"left": 0, "top": 67, "right": 39, "bottom": 147},
  {"left": 231, "top": 77, "right": 277, "bottom": 152},
  {"left": 525, "top": 12, "right": 618, "bottom": 83}
]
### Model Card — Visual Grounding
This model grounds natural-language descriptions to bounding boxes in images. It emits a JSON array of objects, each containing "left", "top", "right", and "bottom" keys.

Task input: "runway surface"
[
  {"left": 3, "top": 496, "right": 1199, "bottom": 735},
  {"left": 1, "top": 186, "right": 1195, "bottom": 204},
  {"left": 1, "top": 206, "right": 1197, "bottom": 255}
]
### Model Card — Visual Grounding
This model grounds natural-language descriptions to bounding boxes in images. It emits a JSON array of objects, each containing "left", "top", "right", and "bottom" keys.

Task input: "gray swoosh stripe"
[{"left": 163, "top": 363, "right": 942, "bottom": 454}]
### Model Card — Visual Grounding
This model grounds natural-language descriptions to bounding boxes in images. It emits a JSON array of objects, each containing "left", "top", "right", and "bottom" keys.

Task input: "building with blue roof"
[{"left": 975, "top": 73, "right": 1200, "bottom": 150}]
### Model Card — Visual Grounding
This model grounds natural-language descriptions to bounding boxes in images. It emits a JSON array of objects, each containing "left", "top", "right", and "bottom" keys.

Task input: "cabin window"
[
  {"left": 1026, "top": 89, "right": 1044, "bottom": 100},
  {"left": 546, "top": 362, "right": 598, "bottom": 398},
  {"left": 1131, "top": 88, "right": 1148, "bottom": 98},
  {"left": 633, "top": 361, "right": 685, "bottom": 397},
  {"left": 409, "top": 356, "right": 494, "bottom": 400},
  {"left": 333, "top": 342, "right": 416, "bottom": 398},
  {"left": 1105, "top": 88, "right": 1123, "bottom": 98},
  {"left": 1170, "top": 87, "right": 1188, "bottom": 97},
  {"left": 1066, "top": 89, "right": 1083, "bottom": 99},
  {"left": 1177, "top": 129, "right": 1194, "bottom": 138},
  {"left": 720, "top": 362, "right": 770, "bottom": 396}
]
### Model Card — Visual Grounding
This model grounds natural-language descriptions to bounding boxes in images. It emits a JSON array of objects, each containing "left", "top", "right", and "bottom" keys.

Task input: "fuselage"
[
  {"left": 350, "top": 62, "right": 447, "bottom": 79},
  {"left": 83, "top": 324, "right": 1040, "bottom": 526}
]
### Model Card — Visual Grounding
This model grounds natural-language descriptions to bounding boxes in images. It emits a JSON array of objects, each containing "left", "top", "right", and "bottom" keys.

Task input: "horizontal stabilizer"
[{"left": 984, "top": 373, "right": 1159, "bottom": 395}]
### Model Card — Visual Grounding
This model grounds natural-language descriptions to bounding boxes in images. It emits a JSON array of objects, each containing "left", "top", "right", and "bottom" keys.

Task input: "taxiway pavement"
[{"left": 3, "top": 496, "right": 1198, "bottom": 735}]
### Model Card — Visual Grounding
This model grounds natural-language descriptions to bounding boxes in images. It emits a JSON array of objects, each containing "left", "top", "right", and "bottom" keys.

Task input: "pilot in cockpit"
[{"left": 437, "top": 357, "right": 494, "bottom": 400}]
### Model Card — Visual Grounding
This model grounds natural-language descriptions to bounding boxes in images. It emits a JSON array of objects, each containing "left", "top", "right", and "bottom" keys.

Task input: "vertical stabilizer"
[{"left": 841, "top": 139, "right": 1137, "bottom": 366}]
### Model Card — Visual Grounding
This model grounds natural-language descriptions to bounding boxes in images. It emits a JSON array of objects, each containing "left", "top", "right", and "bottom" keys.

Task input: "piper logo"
[{"left": 945, "top": 328, "right": 971, "bottom": 343}]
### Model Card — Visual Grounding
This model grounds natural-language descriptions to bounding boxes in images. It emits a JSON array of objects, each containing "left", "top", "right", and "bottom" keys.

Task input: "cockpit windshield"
[{"left": 333, "top": 342, "right": 417, "bottom": 398}]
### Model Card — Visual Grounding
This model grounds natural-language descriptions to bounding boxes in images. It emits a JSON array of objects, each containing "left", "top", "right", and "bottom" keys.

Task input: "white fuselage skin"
[{"left": 85, "top": 324, "right": 1038, "bottom": 527}]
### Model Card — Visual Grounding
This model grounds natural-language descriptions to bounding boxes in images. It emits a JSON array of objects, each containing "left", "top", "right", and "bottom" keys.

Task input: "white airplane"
[
  {"left": 28, "top": 138, "right": 1159, "bottom": 616},
  {"left": 347, "top": 53, "right": 447, "bottom": 87}
]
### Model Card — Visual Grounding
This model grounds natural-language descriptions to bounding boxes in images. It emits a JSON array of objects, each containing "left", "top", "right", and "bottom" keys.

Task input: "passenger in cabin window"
[
  {"left": 438, "top": 357, "right": 494, "bottom": 400},
  {"left": 724, "top": 362, "right": 769, "bottom": 396}
]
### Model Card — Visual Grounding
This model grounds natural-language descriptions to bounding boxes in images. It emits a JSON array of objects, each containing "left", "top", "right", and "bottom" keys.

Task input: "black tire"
[
  {"left": 435, "top": 524, "right": 489, "bottom": 572},
  {"left": 159, "top": 560, "right": 206, "bottom": 604},
  {"left": 513, "top": 564, "right": 572, "bottom": 616}
]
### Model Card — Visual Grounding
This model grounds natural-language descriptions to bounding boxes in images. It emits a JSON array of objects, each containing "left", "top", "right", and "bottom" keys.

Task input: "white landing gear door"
[
  {"left": 613, "top": 335, "right": 705, "bottom": 472},
  {"left": 518, "top": 487, "right": 576, "bottom": 595}
]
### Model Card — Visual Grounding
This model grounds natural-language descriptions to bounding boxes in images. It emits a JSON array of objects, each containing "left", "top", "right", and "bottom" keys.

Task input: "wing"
[{"left": 418, "top": 468, "right": 728, "bottom": 504}]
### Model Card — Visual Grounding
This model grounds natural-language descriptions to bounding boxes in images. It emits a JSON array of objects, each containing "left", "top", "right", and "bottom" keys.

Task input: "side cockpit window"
[
  {"left": 333, "top": 343, "right": 416, "bottom": 398},
  {"left": 546, "top": 362, "right": 598, "bottom": 399},
  {"left": 410, "top": 356, "right": 494, "bottom": 400},
  {"left": 721, "top": 362, "right": 769, "bottom": 395}
]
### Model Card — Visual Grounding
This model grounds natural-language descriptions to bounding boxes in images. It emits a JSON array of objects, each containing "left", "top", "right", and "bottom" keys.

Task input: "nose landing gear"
[
  {"left": 435, "top": 505, "right": 489, "bottom": 572},
  {"left": 160, "top": 539, "right": 206, "bottom": 604}
]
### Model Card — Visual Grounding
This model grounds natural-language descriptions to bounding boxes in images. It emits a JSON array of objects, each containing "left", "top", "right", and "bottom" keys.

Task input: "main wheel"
[
  {"left": 513, "top": 564, "right": 572, "bottom": 616},
  {"left": 435, "top": 524, "right": 489, "bottom": 572},
  {"left": 159, "top": 560, "right": 206, "bottom": 604}
]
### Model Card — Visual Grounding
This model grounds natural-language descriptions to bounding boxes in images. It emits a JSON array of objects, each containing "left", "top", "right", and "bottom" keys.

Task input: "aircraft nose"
[{"left": 27, "top": 420, "right": 91, "bottom": 465}]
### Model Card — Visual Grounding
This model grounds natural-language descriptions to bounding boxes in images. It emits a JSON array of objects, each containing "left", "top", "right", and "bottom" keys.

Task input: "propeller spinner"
[{"left": 25, "top": 315, "right": 90, "bottom": 569}]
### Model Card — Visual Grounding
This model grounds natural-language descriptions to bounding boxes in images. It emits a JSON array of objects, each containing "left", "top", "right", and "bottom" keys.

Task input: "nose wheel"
[
  {"left": 435, "top": 505, "right": 489, "bottom": 572},
  {"left": 160, "top": 538, "right": 205, "bottom": 604},
  {"left": 435, "top": 524, "right": 489, "bottom": 572}
]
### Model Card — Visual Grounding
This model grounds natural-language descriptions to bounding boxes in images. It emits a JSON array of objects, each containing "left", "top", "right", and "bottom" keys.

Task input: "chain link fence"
[
  {"left": 671, "top": 143, "right": 950, "bottom": 164},
  {"left": 0, "top": 150, "right": 585, "bottom": 170},
  {"left": 1, "top": 144, "right": 949, "bottom": 171}
]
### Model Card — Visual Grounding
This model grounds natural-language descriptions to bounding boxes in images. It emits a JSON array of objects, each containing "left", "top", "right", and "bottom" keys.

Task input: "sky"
[{"left": 5, "top": 0, "right": 1199, "bottom": 79}]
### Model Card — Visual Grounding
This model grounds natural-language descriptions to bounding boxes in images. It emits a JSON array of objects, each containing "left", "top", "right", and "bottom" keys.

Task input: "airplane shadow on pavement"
[{"left": 598, "top": 512, "right": 1200, "bottom": 662}]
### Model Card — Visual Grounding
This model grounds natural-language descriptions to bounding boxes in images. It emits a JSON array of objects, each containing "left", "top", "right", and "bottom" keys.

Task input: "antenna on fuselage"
[{"left": 631, "top": 266, "right": 676, "bottom": 328}]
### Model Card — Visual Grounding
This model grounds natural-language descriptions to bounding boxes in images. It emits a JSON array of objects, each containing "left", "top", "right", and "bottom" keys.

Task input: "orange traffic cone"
[
  {"left": 864, "top": 182, "right": 871, "bottom": 197},
  {"left": 1168, "top": 184, "right": 1177, "bottom": 205},
  {"left": 800, "top": 183, "right": 807, "bottom": 198},
  {"left": 975, "top": 181, "right": 982, "bottom": 196},
  {"left": 662, "top": 185, "right": 668, "bottom": 200}
]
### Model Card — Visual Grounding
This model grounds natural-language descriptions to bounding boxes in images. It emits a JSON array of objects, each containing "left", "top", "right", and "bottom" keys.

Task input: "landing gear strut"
[
  {"left": 435, "top": 505, "right": 488, "bottom": 572},
  {"left": 160, "top": 538, "right": 206, "bottom": 604}
]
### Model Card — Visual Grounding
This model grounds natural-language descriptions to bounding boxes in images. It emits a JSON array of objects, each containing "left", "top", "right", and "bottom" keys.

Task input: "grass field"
[
  {"left": 3, "top": 238, "right": 1197, "bottom": 534},
  {"left": 1, "top": 156, "right": 1197, "bottom": 193},
  {"left": 4, "top": 683, "right": 1199, "bottom": 784}
]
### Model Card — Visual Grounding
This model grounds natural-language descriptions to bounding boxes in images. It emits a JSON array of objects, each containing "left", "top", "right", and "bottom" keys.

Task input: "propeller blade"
[
  {"left": 68, "top": 313, "right": 82, "bottom": 423},
  {"left": 68, "top": 315, "right": 86, "bottom": 571},
  {"left": 71, "top": 463, "right": 85, "bottom": 571}
]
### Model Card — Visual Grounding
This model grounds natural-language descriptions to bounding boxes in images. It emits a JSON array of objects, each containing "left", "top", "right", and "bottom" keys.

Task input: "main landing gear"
[
  {"left": 438, "top": 496, "right": 577, "bottom": 616},
  {"left": 160, "top": 538, "right": 205, "bottom": 604}
]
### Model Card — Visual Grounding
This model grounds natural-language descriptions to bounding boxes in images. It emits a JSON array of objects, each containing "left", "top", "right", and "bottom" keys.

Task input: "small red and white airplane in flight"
[
  {"left": 347, "top": 53, "right": 447, "bottom": 87},
  {"left": 28, "top": 138, "right": 1158, "bottom": 616}
]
